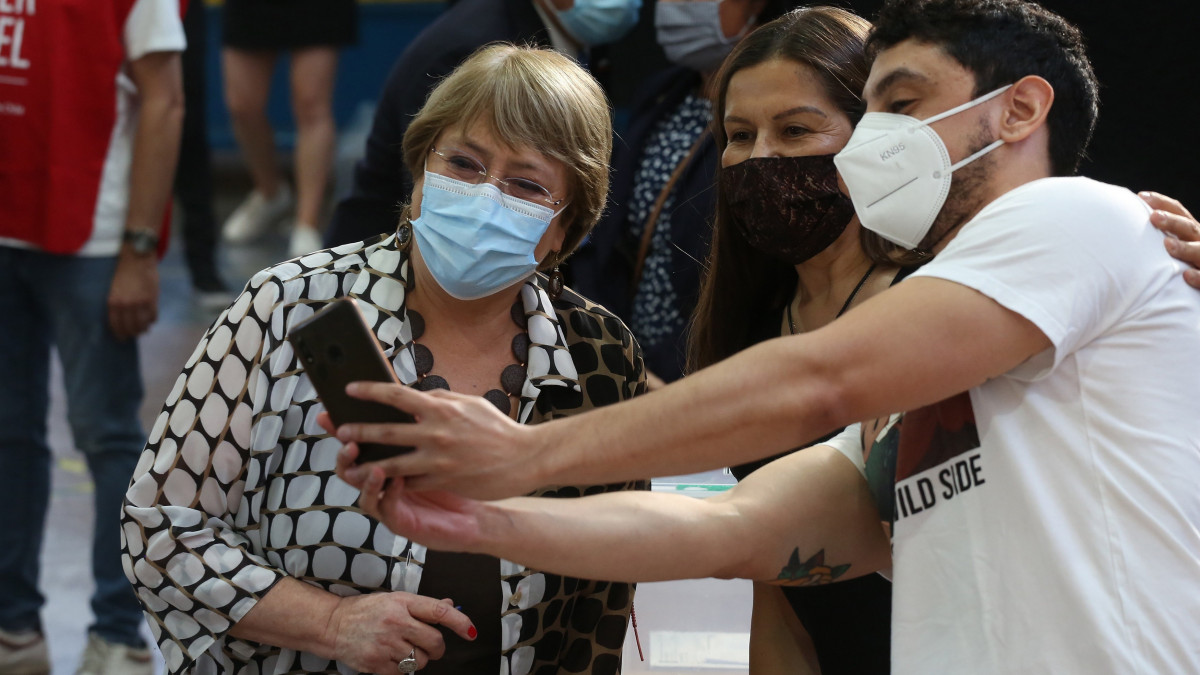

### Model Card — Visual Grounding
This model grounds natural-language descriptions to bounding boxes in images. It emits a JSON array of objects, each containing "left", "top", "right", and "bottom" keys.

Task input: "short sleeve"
[
  {"left": 822, "top": 422, "right": 866, "bottom": 478},
  {"left": 909, "top": 178, "right": 1159, "bottom": 379},
  {"left": 124, "top": 0, "right": 186, "bottom": 62}
]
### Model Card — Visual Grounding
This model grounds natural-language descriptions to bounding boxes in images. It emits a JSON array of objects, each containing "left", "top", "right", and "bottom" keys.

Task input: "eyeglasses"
[{"left": 428, "top": 146, "right": 564, "bottom": 207}]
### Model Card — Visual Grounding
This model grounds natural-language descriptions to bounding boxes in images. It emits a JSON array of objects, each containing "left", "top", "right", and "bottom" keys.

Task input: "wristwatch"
[{"left": 122, "top": 228, "right": 159, "bottom": 255}]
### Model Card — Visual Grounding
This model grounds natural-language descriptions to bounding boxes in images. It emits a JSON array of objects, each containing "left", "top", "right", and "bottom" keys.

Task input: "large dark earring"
[
  {"left": 397, "top": 221, "right": 415, "bottom": 291},
  {"left": 547, "top": 253, "right": 565, "bottom": 301},
  {"left": 397, "top": 221, "right": 412, "bottom": 251}
]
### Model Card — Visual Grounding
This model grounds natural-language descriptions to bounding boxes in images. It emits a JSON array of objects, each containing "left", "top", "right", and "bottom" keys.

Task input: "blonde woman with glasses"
[{"left": 121, "top": 44, "right": 647, "bottom": 675}]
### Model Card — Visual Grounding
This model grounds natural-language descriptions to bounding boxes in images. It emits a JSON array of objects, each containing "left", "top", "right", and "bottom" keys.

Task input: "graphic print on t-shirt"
[{"left": 872, "top": 392, "right": 985, "bottom": 522}]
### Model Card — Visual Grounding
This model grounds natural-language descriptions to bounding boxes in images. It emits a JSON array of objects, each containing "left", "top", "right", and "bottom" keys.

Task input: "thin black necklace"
[
  {"left": 787, "top": 263, "right": 878, "bottom": 335},
  {"left": 406, "top": 302, "right": 528, "bottom": 416}
]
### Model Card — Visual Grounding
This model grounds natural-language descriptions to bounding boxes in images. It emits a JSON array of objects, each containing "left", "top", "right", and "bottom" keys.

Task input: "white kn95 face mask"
[{"left": 833, "top": 84, "right": 1012, "bottom": 250}]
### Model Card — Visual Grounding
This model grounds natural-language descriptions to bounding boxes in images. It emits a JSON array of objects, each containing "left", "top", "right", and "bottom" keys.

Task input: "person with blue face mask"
[
  {"left": 535, "top": 0, "right": 643, "bottom": 51},
  {"left": 120, "top": 45, "right": 651, "bottom": 675}
]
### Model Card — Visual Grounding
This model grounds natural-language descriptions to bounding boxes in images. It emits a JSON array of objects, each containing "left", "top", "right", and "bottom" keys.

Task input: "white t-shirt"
[{"left": 891, "top": 177, "right": 1200, "bottom": 674}]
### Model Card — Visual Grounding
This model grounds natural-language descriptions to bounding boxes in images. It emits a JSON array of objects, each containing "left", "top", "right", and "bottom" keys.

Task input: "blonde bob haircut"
[{"left": 401, "top": 43, "right": 612, "bottom": 267}]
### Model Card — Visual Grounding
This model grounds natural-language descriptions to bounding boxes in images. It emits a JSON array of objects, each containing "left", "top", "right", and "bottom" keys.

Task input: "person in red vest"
[{"left": 0, "top": 1, "right": 185, "bottom": 673}]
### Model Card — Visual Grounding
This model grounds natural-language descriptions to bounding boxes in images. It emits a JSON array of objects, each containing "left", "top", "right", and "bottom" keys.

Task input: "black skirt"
[{"left": 223, "top": 0, "right": 358, "bottom": 50}]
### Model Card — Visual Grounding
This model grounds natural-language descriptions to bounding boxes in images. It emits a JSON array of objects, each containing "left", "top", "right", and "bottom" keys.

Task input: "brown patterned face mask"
[{"left": 722, "top": 154, "right": 856, "bottom": 265}]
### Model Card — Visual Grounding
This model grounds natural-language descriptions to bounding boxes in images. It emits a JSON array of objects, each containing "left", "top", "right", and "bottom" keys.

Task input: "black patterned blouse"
[
  {"left": 626, "top": 92, "right": 712, "bottom": 352},
  {"left": 120, "top": 232, "right": 647, "bottom": 675}
]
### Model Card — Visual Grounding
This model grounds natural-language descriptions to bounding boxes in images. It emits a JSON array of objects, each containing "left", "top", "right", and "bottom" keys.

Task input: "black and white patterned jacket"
[{"left": 121, "top": 232, "right": 647, "bottom": 675}]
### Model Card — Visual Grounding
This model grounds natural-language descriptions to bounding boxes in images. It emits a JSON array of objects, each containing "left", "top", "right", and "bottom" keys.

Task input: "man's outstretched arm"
[
  {"left": 334, "top": 277, "right": 1050, "bottom": 499},
  {"left": 352, "top": 441, "right": 891, "bottom": 586}
]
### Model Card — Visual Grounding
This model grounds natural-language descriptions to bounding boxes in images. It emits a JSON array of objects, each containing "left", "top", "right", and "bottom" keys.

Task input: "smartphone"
[{"left": 287, "top": 297, "right": 416, "bottom": 462}]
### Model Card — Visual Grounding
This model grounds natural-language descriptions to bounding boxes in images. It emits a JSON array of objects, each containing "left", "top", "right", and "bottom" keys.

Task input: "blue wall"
[{"left": 204, "top": 2, "right": 445, "bottom": 150}]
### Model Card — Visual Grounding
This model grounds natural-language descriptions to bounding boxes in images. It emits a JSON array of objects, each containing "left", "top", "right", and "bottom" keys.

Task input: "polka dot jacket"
[{"left": 121, "top": 232, "right": 648, "bottom": 675}]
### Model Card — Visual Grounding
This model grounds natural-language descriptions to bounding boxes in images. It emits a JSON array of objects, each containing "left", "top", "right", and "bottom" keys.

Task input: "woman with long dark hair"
[{"left": 686, "top": 8, "right": 918, "bottom": 673}]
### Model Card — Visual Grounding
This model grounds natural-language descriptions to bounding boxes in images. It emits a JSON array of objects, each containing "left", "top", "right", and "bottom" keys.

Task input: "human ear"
[
  {"left": 536, "top": 222, "right": 569, "bottom": 267},
  {"left": 997, "top": 75, "right": 1054, "bottom": 143},
  {"left": 547, "top": 226, "right": 567, "bottom": 253},
  {"left": 409, "top": 174, "right": 425, "bottom": 219}
]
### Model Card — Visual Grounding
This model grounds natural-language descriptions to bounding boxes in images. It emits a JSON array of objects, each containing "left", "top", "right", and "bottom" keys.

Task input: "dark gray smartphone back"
[{"left": 288, "top": 298, "right": 416, "bottom": 462}]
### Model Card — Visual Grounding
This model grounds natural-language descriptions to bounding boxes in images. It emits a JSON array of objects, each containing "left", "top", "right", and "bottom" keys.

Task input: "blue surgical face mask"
[
  {"left": 554, "top": 0, "right": 642, "bottom": 47},
  {"left": 411, "top": 171, "right": 565, "bottom": 301},
  {"left": 655, "top": 0, "right": 748, "bottom": 73}
]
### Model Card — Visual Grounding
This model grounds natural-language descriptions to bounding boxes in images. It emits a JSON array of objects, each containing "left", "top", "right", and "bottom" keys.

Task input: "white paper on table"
[{"left": 649, "top": 631, "right": 751, "bottom": 669}]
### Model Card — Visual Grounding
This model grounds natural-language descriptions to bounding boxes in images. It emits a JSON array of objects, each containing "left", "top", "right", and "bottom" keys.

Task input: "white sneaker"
[
  {"left": 222, "top": 184, "right": 294, "bottom": 244},
  {"left": 0, "top": 627, "right": 49, "bottom": 675},
  {"left": 288, "top": 225, "right": 324, "bottom": 258},
  {"left": 74, "top": 634, "right": 152, "bottom": 675}
]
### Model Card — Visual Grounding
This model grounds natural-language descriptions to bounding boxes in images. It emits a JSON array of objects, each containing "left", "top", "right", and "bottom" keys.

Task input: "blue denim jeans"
[{"left": 0, "top": 246, "right": 147, "bottom": 647}]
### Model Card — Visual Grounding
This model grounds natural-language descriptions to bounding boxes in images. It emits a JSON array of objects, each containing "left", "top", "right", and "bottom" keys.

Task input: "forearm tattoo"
[{"left": 775, "top": 549, "right": 851, "bottom": 586}]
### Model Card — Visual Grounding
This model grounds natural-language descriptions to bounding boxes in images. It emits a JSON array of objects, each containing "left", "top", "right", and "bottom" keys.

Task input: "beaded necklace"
[{"left": 406, "top": 301, "right": 528, "bottom": 416}]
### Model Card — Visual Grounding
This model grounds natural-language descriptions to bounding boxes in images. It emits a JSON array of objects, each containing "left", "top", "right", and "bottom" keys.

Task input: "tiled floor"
[{"left": 36, "top": 179, "right": 754, "bottom": 673}]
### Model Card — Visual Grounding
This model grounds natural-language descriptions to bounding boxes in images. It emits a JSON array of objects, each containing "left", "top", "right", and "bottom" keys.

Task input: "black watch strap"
[{"left": 122, "top": 228, "right": 159, "bottom": 254}]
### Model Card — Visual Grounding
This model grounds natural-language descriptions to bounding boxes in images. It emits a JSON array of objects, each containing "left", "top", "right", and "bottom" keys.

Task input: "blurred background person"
[
  {"left": 0, "top": 0, "right": 185, "bottom": 673},
  {"left": 175, "top": 0, "right": 232, "bottom": 309},
  {"left": 219, "top": 0, "right": 359, "bottom": 258},
  {"left": 325, "top": 0, "right": 642, "bottom": 248},
  {"left": 122, "top": 45, "right": 648, "bottom": 675}
]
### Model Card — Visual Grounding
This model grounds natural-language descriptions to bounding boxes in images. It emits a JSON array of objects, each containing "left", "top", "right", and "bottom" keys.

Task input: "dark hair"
[
  {"left": 868, "top": 0, "right": 1099, "bottom": 176},
  {"left": 687, "top": 6, "right": 902, "bottom": 374}
]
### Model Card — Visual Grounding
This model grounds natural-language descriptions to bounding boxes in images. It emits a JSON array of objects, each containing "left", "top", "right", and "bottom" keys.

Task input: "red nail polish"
[{"left": 468, "top": 626, "right": 477, "bottom": 640}]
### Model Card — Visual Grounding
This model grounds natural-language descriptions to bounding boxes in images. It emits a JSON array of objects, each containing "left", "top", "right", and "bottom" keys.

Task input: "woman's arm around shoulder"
[{"left": 1141, "top": 191, "right": 1200, "bottom": 288}]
